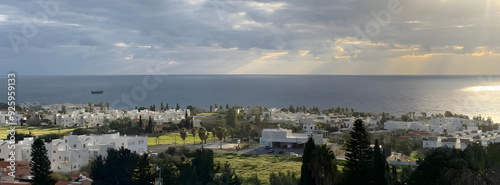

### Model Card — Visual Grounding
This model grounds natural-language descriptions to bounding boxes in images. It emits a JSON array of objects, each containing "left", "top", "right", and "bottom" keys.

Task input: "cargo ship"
[{"left": 91, "top": 90, "right": 103, "bottom": 94}]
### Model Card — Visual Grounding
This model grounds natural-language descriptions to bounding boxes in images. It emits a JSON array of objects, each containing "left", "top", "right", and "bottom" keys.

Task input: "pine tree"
[
  {"left": 30, "top": 138, "right": 56, "bottom": 185},
  {"left": 161, "top": 102, "right": 164, "bottom": 111},
  {"left": 344, "top": 119, "right": 373, "bottom": 185},
  {"left": 176, "top": 103, "right": 180, "bottom": 110},
  {"left": 166, "top": 103, "right": 169, "bottom": 110},
  {"left": 300, "top": 137, "right": 316, "bottom": 185},
  {"left": 134, "top": 154, "right": 153, "bottom": 184}
]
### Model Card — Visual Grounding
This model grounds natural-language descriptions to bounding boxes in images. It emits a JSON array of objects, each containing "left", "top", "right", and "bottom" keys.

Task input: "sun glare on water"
[{"left": 464, "top": 86, "right": 500, "bottom": 91}]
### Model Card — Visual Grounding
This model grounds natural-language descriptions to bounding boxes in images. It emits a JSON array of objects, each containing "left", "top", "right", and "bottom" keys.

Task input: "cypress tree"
[
  {"left": 138, "top": 115, "right": 143, "bottom": 128},
  {"left": 30, "top": 138, "right": 56, "bottom": 185},
  {"left": 372, "top": 139, "right": 387, "bottom": 185},
  {"left": 344, "top": 119, "right": 373, "bottom": 185},
  {"left": 300, "top": 137, "right": 316, "bottom": 185},
  {"left": 147, "top": 116, "right": 153, "bottom": 133}
]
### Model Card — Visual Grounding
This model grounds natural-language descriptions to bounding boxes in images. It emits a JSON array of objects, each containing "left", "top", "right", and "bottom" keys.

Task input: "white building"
[
  {"left": 384, "top": 121, "right": 428, "bottom": 131},
  {"left": 260, "top": 128, "right": 323, "bottom": 148},
  {"left": 0, "top": 132, "right": 147, "bottom": 172}
]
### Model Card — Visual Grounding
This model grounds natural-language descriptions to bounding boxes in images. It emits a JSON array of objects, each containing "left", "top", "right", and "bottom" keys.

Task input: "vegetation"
[
  {"left": 90, "top": 147, "right": 153, "bottom": 184},
  {"left": 343, "top": 119, "right": 373, "bottom": 185},
  {"left": 153, "top": 147, "right": 241, "bottom": 185},
  {"left": 213, "top": 153, "right": 302, "bottom": 185},
  {"left": 407, "top": 143, "right": 500, "bottom": 185},
  {"left": 30, "top": 138, "right": 56, "bottom": 185},
  {"left": 0, "top": 125, "right": 75, "bottom": 137}
]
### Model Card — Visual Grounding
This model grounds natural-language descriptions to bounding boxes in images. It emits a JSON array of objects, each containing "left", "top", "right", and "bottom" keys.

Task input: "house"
[
  {"left": 441, "top": 137, "right": 458, "bottom": 148},
  {"left": 384, "top": 121, "right": 428, "bottom": 131},
  {"left": 422, "top": 137, "right": 440, "bottom": 149},
  {"left": 260, "top": 128, "right": 323, "bottom": 149},
  {"left": 0, "top": 161, "right": 31, "bottom": 179},
  {"left": 55, "top": 173, "right": 93, "bottom": 185},
  {"left": 460, "top": 138, "right": 472, "bottom": 150},
  {"left": 386, "top": 152, "right": 418, "bottom": 166}
]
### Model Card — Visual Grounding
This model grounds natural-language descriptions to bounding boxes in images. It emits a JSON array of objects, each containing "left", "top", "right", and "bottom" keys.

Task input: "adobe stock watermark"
[
  {"left": 341, "top": 0, "right": 404, "bottom": 60},
  {"left": 7, "top": 0, "right": 65, "bottom": 54},
  {"left": 110, "top": 64, "right": 165, "bottom": 110},
  {"left": 6, "top": 72, "right": 17, "bottom": 177}
]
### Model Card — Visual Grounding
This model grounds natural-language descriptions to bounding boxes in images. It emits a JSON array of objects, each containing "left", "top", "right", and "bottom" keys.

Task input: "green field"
[
  {"left": 214, "top": 153, "right": 302, "bottom": 184},
  {"left": 195, "top": 112, "right": 218, "bottom": 116},
  {"left": 148, "top": 133, "right": 204, "bottom": 146},
  {"left": 0, "top": 125, "right": 76, "bottom": 137}
]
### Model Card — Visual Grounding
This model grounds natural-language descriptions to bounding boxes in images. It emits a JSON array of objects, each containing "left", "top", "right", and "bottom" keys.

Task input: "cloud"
[{"left": 0, "top": 0, "right": 499, "bottom": 75}]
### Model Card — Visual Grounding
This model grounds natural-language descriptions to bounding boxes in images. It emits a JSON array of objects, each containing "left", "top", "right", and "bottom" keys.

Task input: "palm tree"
[
  {"left": 191, "top": 127, "right": 198, "bottom": 145},
  {"left": 216, "top": 127, "right": 227, "bottom": 149},
  {"left": 198, "top": 127, "right": 207, "bottom": 148},
  {"left": 180, "top": 128, "right": 187, "bottom": 147},
  {"left": 244, "top": 123, "right": 254, "bottom": 139}
]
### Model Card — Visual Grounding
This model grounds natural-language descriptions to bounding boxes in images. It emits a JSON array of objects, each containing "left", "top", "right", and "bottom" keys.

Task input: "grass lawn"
[
  {"left": 0, "top": 125, "right": 76, "bottom": 137},
  {"left": 214, "top": 153, "right": 302, "bottom": 184},
  {"left": 147, "top": 133, "right": 201, "bottom": 146},
  {"left": 195, "top": 113, "right": 218, "bottom": 116}
]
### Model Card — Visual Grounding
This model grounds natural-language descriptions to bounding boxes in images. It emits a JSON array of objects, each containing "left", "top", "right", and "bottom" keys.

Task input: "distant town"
[{"left": 0, "top": 102, "right": 498, "bottom": 184}]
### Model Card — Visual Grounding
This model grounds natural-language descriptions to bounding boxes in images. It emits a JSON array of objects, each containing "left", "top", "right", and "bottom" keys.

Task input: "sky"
[{"left": 1, "top": 0, "right": 500, "bottom": 75}]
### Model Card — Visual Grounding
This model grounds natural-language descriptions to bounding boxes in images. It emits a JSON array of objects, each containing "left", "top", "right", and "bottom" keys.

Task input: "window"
[
  {"left": 73, "top": 144, "right": 76, "bottom": 148},
  {"left": 53, "top": 150, "right": 56, "bottom": 153},
  {"left": 83, "top": 144, "right": 86, "bottom": 148}
]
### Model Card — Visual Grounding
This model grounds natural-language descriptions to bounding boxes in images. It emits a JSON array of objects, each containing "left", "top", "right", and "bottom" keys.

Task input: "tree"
[
  {"left": 106, "top": 101, "right": 110, "bottom": 110},
  {"left": 88, "top": 101, "right": 93, "bottom": 113},
  {"left": 193, "top": 149, "right": 216, "bottom": 184},
  {"left": 198, "top": 127, "right": 207, "bottom": 148},
  {"left": 192, "top": 127, "right": 198, "bottom": 145},
  {"left": 254, "top": 113, "right": 261, "bottom": 125},
  {"left": 90, "top": 155, "right": 106, "bottom": 185},
  {"left": 216, "top": 127, "right": 226, "bottom": 149},
  {"left": 134, "top": 154, "right": 153, "bottom": 184},
  {"left": 147, "top": 116, "right": 154, "bottom": 133},
  {"left": 166, "top": 103, "right": 169, "bottom": 110},
  {"left": 372, "top": 139, "right": 387, "bottom": 185},
  {"left": 309, "top": 144, "right": 338, "bottom": 185},
  {"left": 180, "top": 128, "right": 187, "bottom": 146},
  {"left": 30, "top": 138, "right": 56, "bottom": 185},
  {"left": 90, "top": 147, "right": 154, "bottom": 185},
  {"left": 300, "top": 137, "right": 316, "bottom": 185},
  {"left": 289, "top": 105, "right": 296, "bottom": 113},
  {"left": 176, "top": 103, "right": 180, "bottom": 110},
  {"left": 226, "top": 104, "right": 229, "bottom": 109},
  {"left": 210, "top": 105, "right": 213, "bottom": 112},
  {"left": 99, "top": 103, "right": 104, "bottom": 112},
  {"left": 138, "top": 115, "right": 143, "bottom": 128},
  {"left": 244, "top": 123, "right": 254, "bottom": 138},
  {"left": 61, "top": 105, "right": 66, "bottom": 114},
  {"left": 344, "top": 119, "right": 373, "bottom": 185},
  {"left": 270, "top": 171, "right": 299, "bottom": 185},
  {"left": 226, "top": 108, "right": 237, "bottom": 127},
  {"left": 213, "top": 162, "right": 242, "bottom": 185}
]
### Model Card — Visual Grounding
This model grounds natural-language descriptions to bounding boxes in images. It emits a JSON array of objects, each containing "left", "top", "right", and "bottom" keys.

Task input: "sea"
[{"left": 1, "top": 75, "right": 499, "bottom": 122}]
